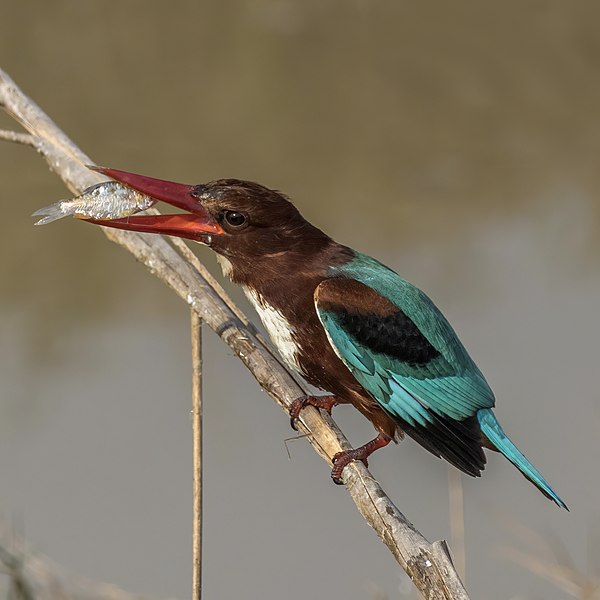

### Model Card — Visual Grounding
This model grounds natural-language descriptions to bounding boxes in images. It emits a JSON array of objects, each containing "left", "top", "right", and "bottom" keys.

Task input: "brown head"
[{"left": 84, "top": 167, "right": 333, "bottom": 278}]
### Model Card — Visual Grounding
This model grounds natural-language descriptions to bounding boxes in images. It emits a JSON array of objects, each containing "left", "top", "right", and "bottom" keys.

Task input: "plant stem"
[{"left": 191, "top": 311, "right": 203, "bottom": 600}]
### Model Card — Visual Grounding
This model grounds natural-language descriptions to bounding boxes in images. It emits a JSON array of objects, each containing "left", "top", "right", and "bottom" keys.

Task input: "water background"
[{"left": 1, "top": 3, "right": 599, "bottom": 598}]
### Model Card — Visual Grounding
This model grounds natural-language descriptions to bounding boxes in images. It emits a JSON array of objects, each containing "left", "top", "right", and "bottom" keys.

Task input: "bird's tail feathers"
[{"left": 477, "top": 408, "right": 567, "bottom": 510}]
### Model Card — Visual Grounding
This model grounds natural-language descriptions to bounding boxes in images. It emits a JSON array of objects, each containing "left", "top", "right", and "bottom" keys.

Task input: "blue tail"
[{"left": 477, "top": 408, "right": 568, "bottom": 510}]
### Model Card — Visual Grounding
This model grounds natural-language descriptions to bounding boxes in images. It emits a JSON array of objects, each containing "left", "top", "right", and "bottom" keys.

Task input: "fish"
[{"left": 33, "top": 181, "right": 156, "bottom": 225}]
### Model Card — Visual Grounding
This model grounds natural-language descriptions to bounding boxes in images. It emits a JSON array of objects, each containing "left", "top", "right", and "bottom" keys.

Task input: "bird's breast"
[{"left": 243, "top": 286, "right": 303, "bottom": 373}]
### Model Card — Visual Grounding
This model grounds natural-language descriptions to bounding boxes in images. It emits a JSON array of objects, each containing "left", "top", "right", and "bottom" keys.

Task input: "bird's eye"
[{"left": 223, "top": 211, "right": 247, "bottom": 229}]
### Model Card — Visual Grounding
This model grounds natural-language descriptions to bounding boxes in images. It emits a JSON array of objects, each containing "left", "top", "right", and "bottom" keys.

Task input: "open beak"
[{"left": 83, "top": 166, "right": 224, "bottom": 241}]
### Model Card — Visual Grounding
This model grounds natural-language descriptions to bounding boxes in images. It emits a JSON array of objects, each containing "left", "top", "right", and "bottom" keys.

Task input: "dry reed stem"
[
  {"left": 191, "top": 312, "right": 203, "bottom": 600},
  {"left": 448, "top": 467, "right": 466, "bottom": 583}
]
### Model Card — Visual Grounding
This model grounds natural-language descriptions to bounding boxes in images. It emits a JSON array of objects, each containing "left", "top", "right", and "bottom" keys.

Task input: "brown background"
[{"left": 1, "top": 2, "right": 598, "bottom": 598}]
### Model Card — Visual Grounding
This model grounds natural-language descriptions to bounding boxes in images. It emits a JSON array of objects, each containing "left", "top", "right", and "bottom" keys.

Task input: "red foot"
[
  {"left": 289, "top": 395, "right": 338, "bottom": 430},
  {"left": 331, "top": 433, "right": 391, "bottom": 484}
]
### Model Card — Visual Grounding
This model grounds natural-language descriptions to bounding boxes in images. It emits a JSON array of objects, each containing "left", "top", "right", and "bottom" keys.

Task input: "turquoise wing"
[
  {"left": 315, "top": 259, "right": 495, "bottom": 474},
  {"left": 316, "top": 253, "right": 567, "bottom": 505}
]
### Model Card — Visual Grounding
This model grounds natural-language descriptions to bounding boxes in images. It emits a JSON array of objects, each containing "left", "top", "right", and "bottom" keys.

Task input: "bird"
[{"left": 83, "top": 166, "right": 567, "bottom": 509}]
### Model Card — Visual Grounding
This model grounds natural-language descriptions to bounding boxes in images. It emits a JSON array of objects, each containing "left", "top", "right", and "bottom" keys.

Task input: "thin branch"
[
  {"left": 499, "top": 547, "right": 596, "bottom": 599},
  {"left": 191, "top": 311, "right": 203, "bottom": 600},
  {"left": 0, "top": 129, "right": 36, "bottom": 146},
  {"left": 0, "top": 66, "right": 469, "bottom": 600},
  {"left": 0, "top": 532, "right": 159, "bottom": 600},
  {"left": 497, "top": 516, "right": 599, "bottom": 600}
]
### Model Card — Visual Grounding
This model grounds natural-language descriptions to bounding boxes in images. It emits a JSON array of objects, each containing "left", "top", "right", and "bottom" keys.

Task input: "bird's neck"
[
  {"left": 216, "top": 239, "right": 354, "bottom": 314},
  {"left": 216, "top": 239, "right": 354, "bottom": 375}
]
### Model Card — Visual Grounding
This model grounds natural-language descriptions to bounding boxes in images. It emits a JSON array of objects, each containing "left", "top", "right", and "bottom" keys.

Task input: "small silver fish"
[{"left": 33, "top": 182, "right": 157, "bottom": 225}]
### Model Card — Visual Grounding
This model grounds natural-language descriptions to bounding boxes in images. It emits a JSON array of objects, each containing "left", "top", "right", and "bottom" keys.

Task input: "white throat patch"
[
  {"left": 243, "top": 287, "right": 301, "bottom": 373},
  {"left": 216, "top": 254, "right": 234, "bottom": 279}
]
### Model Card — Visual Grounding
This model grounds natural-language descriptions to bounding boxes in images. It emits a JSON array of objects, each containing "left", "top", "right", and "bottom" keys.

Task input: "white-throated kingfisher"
[{"left": 83, "top": 166, "right": 567, "bottom": 509}]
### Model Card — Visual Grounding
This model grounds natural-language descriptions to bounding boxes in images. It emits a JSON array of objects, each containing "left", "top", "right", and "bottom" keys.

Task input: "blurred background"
[{"left": 1, "top": 1, "right": 599, "bottom": 598}]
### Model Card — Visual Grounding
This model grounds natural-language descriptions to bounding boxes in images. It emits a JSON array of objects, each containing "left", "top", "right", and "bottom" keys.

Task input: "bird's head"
[{"left": 84, "top": 166, "right": 330, "bottom": 271}]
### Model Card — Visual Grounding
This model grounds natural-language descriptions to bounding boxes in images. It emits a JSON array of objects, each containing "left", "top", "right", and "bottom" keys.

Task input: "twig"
[
  {"left": 0, "top": 532, "right": 159, "bottom": 600},
  {"left": 497, "top": 516, "right": 599, "bottom": 600},
  {"left": 0, "top": 65, "right": 470, "bottom": 600},
  {"left": 0, "top": 129, "right": 36, "bottom": 146},
  {"left": 191, "top": 311, "right": 203, "bottom": 600},
  {"left": 499, "top": 546, "right": 598, "bottom": 598}
]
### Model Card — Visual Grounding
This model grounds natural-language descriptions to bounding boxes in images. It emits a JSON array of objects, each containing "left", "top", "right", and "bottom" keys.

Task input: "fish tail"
[
  {"left": 32, "top": 201, "right": 69, "bottom": 225},
  {"left": 477, "top": 408, "right": 568, "bottom": 510}
]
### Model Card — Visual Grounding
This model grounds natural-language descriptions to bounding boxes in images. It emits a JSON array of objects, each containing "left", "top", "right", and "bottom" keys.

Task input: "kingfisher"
[{"left": 83, "top": 166, "right": 567, "bottom": 509}]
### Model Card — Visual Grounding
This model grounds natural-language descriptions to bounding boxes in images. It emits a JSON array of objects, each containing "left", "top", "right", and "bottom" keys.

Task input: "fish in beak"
[{"left": 83, "top": 166, "right": 224, "bottom": 241}]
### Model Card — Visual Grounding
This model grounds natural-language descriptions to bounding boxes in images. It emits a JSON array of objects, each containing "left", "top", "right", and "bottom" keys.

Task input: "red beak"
[{"left": 84, "top": 166, "right": 224, "bottom": 240}]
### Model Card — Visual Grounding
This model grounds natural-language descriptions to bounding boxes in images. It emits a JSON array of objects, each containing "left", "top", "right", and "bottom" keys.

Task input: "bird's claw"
[
  {"left": 330, "top": 450, "right": 369, "bottom": 484},
  {"left": 288, "top": 395, "right": 338, "bottom": 431},
  {"left": 288, "top": 398, "right": 306, "bottom": 431}
]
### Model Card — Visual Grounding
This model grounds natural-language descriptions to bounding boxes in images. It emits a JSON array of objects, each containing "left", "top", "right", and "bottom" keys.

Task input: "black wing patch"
[{"left": 335, "top": 308, "right": 441, "bottom": 367}]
